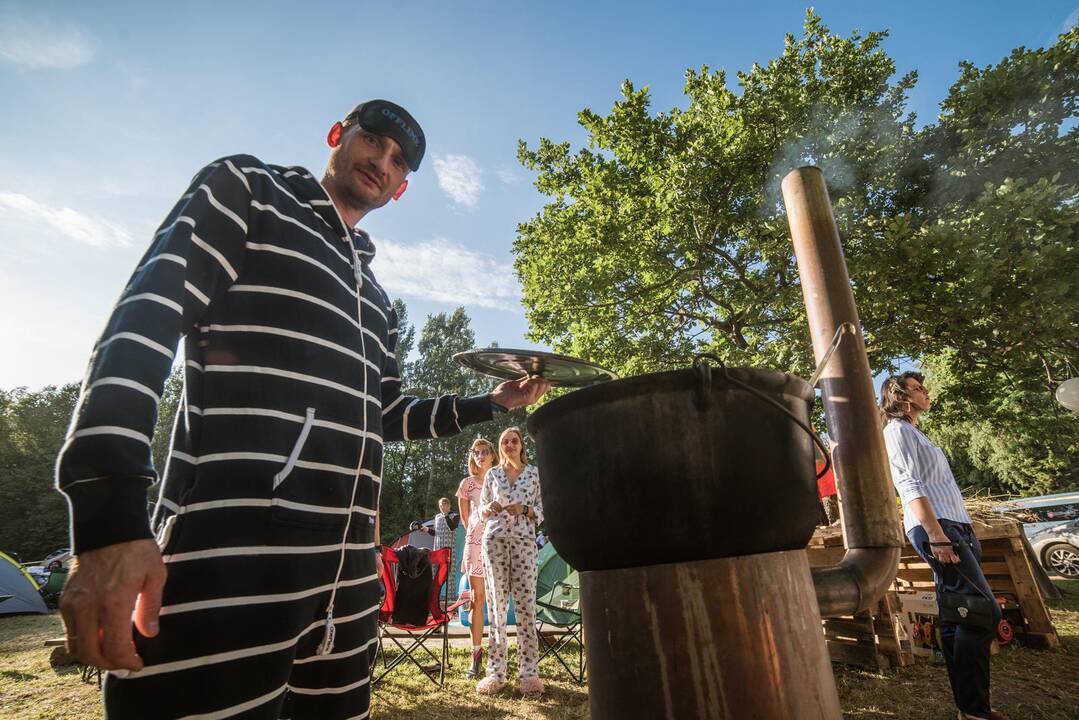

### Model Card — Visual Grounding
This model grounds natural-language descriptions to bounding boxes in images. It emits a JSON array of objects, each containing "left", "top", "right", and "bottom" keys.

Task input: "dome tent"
[{"left": 0, "top": 550, "right": 48, "bottom": 616}]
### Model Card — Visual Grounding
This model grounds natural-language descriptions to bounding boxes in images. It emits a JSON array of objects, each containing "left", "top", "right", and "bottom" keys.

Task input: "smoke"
[{"left": 764, "top": 100, "right": 911, "bottom": 214}]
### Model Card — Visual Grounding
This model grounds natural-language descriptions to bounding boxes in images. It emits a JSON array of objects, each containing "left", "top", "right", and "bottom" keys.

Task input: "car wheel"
[{"left": 1043, "top": 543, "right": 1079, "bottom": 577}]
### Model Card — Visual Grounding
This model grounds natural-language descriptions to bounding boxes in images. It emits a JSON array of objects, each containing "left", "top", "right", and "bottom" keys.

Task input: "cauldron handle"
[
  {"left": 692, "top": 357, "right": 712, "bottom": 412},
  {"left": 694, "top": 354, "right": 832, "bottom": 481}
]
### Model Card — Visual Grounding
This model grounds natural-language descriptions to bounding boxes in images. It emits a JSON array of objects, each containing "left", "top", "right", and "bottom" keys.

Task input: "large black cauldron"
[{"left": 527, "top": 365, "right": 820, "bottom": 572}]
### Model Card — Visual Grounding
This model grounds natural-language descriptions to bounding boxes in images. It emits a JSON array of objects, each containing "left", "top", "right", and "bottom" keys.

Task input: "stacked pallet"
[
  {"left": 807, "top": 526, "right": 914, "bottom": 670},
  {"left": 820, "top": 590, "right": 913, "bottom": 670},
  {"left": 893, "top": 516, "right": 1060, "bottom": 650},
  {"left": 807, "top": 516, "right": 1060, "bottom": 669}
]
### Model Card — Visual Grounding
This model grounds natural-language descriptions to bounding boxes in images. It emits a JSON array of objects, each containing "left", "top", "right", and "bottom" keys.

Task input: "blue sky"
[{"left": 1, "top": 1, "right": 1076, "bottom": 389}]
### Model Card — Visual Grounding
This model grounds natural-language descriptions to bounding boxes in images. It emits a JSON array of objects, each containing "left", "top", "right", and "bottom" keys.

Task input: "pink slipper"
[
  {"left": 476, "top": 675, "right": 505, "bottom": 695},
  {"left": 520, "top": 676, "right": 545, "bottom": 696}
]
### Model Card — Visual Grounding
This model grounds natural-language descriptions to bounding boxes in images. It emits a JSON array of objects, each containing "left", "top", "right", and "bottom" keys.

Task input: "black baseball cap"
[{"left": 342, "top": 100, "right": 426, "bottom": 171}]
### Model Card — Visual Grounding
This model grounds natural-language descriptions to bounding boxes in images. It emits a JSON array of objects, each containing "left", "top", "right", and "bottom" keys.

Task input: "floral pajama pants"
[{"left": 482, "top": 534, "right": 539, "bottom": 681}]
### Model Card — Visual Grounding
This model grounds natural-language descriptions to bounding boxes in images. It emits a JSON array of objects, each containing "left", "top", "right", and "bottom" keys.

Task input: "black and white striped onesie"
[{"left": 56, "top": 155, "right": 493, "bottom": 719}]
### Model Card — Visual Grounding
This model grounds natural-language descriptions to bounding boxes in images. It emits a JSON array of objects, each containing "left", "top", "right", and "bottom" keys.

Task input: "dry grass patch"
[
  {"left": 370, "top": 648, "right": 588, "bottom": 719},
  {"left": 0, "top": 613, "right": 101, "bottom": 719}
]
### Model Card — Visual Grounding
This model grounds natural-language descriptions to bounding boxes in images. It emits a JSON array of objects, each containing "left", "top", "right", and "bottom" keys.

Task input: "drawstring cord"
[{"left": 318, "top": 243, "right": 372, "bottom": 656}]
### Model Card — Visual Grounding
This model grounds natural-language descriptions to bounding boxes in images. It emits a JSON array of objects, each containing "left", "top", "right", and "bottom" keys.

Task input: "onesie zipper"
[{"left": 318, "top": 235, "right": 372, "bottom": 656}]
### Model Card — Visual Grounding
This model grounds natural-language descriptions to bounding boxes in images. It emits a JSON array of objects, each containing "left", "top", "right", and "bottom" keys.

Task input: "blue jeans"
[{"left": 908, "top": 519, "right": 1000, "bottom": 717}]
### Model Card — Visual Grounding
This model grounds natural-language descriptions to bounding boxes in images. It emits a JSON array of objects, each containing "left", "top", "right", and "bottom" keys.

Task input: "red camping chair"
[{"left": 373, "top": 545, "right": 466, "bottom": 687}]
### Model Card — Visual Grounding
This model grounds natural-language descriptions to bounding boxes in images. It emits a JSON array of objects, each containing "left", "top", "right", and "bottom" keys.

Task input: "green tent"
[{"left": 535, "top": 542, "right": 576, "bottom": 626}]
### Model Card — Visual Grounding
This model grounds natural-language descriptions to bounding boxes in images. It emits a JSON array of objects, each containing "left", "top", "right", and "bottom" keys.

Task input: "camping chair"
[
  {"left": 39, "top": 569, "right": 67, "bottom": 608},
  {"left": 536, "top": 570, "right": 586, "bottom": 683},
  {"left": 373, "top": 545, "right": 466, "bottom": 688}
]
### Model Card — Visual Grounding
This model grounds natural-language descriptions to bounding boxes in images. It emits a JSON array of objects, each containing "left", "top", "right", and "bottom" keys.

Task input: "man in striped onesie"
[{"left": 56, "top": 99, "right": 548, "bottom": 719}]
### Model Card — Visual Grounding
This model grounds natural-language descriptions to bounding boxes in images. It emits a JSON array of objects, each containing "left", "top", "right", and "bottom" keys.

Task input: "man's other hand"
[
  {"left": 60, "top": 539, "right": 166, "bottom": 672},
  {"left": 491, "top": 375, "right": 551, "bottom": 410}
]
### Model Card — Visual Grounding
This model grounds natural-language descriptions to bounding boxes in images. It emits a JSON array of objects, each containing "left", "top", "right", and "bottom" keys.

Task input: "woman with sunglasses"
[
  {"left": 456, "top": 437, "right": 497, "bottom": 678},
  {"left": 475, "top": 426, "right": 544, "bottom": 696},
  {"left": 881, "top": 372, "right": 1008, "bottom": 720}
]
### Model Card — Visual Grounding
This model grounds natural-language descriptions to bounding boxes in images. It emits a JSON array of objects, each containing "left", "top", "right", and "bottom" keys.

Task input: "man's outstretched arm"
[{"left": 379, "top": 308, "right": 549, "bottom": 442}]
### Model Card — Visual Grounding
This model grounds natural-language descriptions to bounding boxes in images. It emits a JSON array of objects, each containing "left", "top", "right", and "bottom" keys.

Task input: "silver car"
[
  {"left": 994, "top": 491, "right": 1079, "bottom": 539},
  {"left": 1029, "top": 519, "right": 1079, "bottom": 578}
]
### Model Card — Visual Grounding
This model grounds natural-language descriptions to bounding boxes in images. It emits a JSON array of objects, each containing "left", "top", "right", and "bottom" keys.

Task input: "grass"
[
  {"left": 0, "top": 614, "right": 99, "bottom": 719},
  {"left": 2, "top": 580, "right": 1076, "bottom": 719}
]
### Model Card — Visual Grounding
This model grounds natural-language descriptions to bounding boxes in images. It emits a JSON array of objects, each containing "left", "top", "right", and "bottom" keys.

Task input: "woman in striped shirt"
[{"left": 881, "top": 372, "right": 1008, "bottom": 720}]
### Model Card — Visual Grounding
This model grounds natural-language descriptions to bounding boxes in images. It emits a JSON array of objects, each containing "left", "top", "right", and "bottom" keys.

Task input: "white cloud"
[
  {"left": 374, "top": 237, "right": 520, "bottom": 311},
  {"left": 432, "top": 154, "right": 485, "bottom": 208},
  {"left": 0, "top": 9, "right": 95, "bottom": 70},
  {"left": 0, "top": 192, "right": 131, "bottom": 248},
  {"left": 496, "top": 168, "right": 523, "bottom": 186}
]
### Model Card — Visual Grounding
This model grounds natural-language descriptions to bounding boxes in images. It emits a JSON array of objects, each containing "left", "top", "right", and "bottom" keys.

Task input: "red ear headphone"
[
  {"left": 392, "top": 181, "right": 408, "bottom": 201},
  {"left": 326, "top": 122, "right": 343, "bottom": 148}
]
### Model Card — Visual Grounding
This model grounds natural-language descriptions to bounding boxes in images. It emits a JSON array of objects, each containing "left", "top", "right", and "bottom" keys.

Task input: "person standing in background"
[
  {"left": 476, "top": 427, "right": 544, "bottom": 697},
  {"left": 415, "top": 497, "right": 459, "bottom": 553},
  {"left": 881, "top": 372, "right": 1008, "bottom": 720},
  {"left": 457, "top": 437, "right": 497, "bottom": 678}
]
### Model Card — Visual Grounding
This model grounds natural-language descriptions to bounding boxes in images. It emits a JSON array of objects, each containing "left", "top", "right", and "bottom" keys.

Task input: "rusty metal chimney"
[{"left": 781, "top": 166, "right": 904, "bottom": 616}]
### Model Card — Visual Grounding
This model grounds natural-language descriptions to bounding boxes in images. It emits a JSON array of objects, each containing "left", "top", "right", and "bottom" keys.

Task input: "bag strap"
[
  {"left": 953, "top": 567, "right": 996, "bottom": 605},
  {"left": 925, "top": 539, "right": 996, "bottom": 605}
]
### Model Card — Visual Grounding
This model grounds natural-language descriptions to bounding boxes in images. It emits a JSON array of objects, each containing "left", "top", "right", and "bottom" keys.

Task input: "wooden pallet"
[
  {"left": 808, "top": 516, "right": 1060, "bottom": 670},
  {"left": 820, "top": 590, "right": 914, "bottom": 670},
  {"left": 893, "top": 516, "right": 1060, "bottom": 650},
  {"left": 807, "top": 529, "right": 914, "bottom": 669}
]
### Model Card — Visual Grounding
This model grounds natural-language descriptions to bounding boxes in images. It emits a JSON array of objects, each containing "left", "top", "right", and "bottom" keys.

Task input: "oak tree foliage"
[{"left": 515, "top": 12, "right": 1078, "bottom": 493}]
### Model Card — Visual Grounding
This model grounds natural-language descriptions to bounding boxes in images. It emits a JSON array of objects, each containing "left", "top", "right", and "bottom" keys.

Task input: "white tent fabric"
[{"left": 0, "top": 550, "right": 48, "bottom": 615}]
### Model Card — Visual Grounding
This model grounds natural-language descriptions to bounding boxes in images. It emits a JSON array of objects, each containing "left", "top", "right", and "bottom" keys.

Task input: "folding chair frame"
[
  {"left": 536, "top": 576, "right": 586, "bottom": 684},
  {"left": 538, "top": 617, "right": 586, "bottom": 683},
  {"left": 375, "top": 618, "right": 453, "bottom": 687},
  {"left": 373, "top": 545, "right": 465, "bottom": 689}
]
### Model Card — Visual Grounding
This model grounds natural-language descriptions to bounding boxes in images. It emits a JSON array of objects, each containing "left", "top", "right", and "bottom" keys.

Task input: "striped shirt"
[
  {"left": 56, "top": 155, "right": 493, "bottom": 554},
  {"left": 883, "top": 419, "right": 972, "bottom": 533}
]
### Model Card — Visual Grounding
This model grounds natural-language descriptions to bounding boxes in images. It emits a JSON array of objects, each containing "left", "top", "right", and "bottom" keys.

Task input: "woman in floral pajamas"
[
  {"left": 476, "top": 427, "right": 544, "bottom": 696},
  {"left": 457, "top": 437, "right": 497, "bottom": 678}
]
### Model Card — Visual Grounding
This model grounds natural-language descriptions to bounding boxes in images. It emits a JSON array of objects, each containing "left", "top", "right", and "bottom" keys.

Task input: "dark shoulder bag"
[{"left": 929, "top": 541, "right": 997, "bottom": 630}]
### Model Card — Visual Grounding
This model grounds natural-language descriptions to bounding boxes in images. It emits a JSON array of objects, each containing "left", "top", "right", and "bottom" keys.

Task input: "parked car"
[
  {"left": 993, "top": 492, "right": 1079, "bottom": 539},
  {"left": 1029, "top": 519, "right": 1079, "bottom": 578},
  {"left": 41, "top": 548, "right": 71, "bottom": 567}
]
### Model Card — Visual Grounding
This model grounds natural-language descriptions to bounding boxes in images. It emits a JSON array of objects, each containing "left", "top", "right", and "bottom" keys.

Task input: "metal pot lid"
[{"left": 453, "top": 348, "right": 618, "bottom": 387}]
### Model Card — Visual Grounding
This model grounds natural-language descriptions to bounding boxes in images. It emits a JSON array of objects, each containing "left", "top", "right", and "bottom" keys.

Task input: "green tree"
[
  {"left": 146, "top": 366, "right": 184, "bottom": 503},
  {"left": 515, "top": 10, "right": 924, "bottom": 379},
  {"left": 912, "top": 27, "right": 1079, "bottom": 495},
  {"left": 0, "top": 384, "right": 79, "bottom": 561},
  {"left": 379, "top": 304, "right": 525, "bottom": 542}
]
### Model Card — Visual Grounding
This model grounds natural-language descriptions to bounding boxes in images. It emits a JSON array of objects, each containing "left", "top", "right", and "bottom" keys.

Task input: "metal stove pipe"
[{"left": 782, "top": 166, "right": 904, "bottom": 617}]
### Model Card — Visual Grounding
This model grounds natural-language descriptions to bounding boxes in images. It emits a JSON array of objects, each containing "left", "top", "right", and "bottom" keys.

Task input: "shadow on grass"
[
  {"left": 49, "top": 664, "right": 84, "bottom": 679},
  {"left": 1, "top": 669, "right": 38, "bottom": 682}
]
